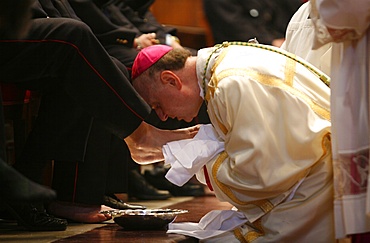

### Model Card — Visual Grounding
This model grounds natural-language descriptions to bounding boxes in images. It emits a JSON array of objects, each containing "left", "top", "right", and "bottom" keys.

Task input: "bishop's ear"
[{"left": 160, "top": 70, "right": 182, "bottom": 89}]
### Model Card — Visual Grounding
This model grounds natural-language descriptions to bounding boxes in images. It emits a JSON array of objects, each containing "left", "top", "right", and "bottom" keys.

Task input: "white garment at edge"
[
  {"left": 280, "top": 1, "right": 332, "bottom": 76},
  {"left": 311, "top": 0, "right": 370, "bottom": 239}
]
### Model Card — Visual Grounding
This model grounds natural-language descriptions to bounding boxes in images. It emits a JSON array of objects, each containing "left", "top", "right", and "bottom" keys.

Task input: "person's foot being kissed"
[{"left": 124, "top": 122, "right": 200, "bottom": 164}]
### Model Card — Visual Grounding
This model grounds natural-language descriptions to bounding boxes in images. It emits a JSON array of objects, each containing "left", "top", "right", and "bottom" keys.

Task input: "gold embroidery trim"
[
  {"left": 284, "top": 55, "right": 297, "bottom": 86},
  {"left": 203, "top": 41, "right": 329, "bottom": 104},
  {"left": 245, "top": 218, "right": 265, "bottom": 242},
  {"left": 207, "top": 47, "right": 229, "bottom": 100},
  {"left": 206, "top": 99, "right": 228, "bottom": 135},
  {"left": 206, "top": 76, "right": 215, "bottom": 102},
  {"left": 226, "top": 42, "right": 330, "bottom": 86},
  {"left": 206, "top": 48, "right": 230, "bottom": 134},
  {"left": 212, "top": 152, "right": 274, "bottom": 212},
  {"left": 215, "top": 68, "right": 330, "bottom": 121},
  {"left": 233, "top": 218, "right": 266, "bottom": 243},
  {"left": 234, "top": 227, "right": 248, "bottom": 243},
  {"left": 214, "top": 112, "right": 228, "bottom": 135},
  {"left": 320, "top": 132, "right": 331, "bottom": 164}
]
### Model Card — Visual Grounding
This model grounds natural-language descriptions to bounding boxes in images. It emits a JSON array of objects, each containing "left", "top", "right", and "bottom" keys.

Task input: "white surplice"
[
  {"left": 281, "top": 2, "right": 332, "bottom": 76},
  {"left": 310, "top": 0, "right": 370, "bottom": 238}
]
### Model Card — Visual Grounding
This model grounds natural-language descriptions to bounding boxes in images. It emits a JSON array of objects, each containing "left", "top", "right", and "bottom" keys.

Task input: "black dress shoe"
[
  {"left": 128, "top": 170, "right": 172, "bottom": 200},
  {"left": 144, "top": 166, "right": 205, "bottom": 197},
  {"left": 103, "top": 195, "right": 146, "bottom": 210},
  {"left": 4, "top": 202, "right": 67, "bottom": 231}
]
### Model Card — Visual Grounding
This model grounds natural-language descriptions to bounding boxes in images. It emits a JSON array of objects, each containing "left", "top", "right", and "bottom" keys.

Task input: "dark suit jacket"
[
  {"left": 103, "top": 0, "right": 176, "bottom": 44},
  {"left": 34, "top": 0, "right": 137, "bottom": 48},
  {"left": 67, "top": 0, "right": 137, "bottom": 48},
  {"left": 68, "top": 0, "right": 181, "bottom": 65},
  {"left": 54, "top": 0, "right": 178, "bottom": 50},
  {"left": 203, "top": 0, "right": 304, "bottom": 45}
]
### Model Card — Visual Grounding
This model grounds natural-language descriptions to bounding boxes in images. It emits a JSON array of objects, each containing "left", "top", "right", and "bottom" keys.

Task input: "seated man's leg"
[
  {"left": 16, "top": 87, "right": 145, "bottom": 223},
  {"left": 16, "top": 89, "right": 113, "bottom": 223},
  {"left": 49, "top": 122, "right": 143, "bottom": 223},
  {"left": 0, "top": 17, "right": 150, "bottom": 139}
]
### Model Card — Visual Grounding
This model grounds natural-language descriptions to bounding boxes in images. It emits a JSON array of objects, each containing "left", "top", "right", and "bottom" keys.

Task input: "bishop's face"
[{"left": 149, "top": 81, "right": 204, "bottom": 123}]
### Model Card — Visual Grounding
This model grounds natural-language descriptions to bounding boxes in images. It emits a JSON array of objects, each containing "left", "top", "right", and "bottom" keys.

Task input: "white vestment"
[
  {"left": 311, "top": 0, "right": 370, "bottom": 238},
  {"left": 280, "top": 2, "right": 332, "bottom": 76},
  {"left": 166, "top": 44, "right": 334, "bottom": 242}
]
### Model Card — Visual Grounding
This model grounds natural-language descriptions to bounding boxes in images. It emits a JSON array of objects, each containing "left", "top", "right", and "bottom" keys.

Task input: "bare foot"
[
  {"left": 48, "top": 201, "right": 113, "bottom": 223},
  {"left": 124, "top": 122, "right": 200, "bottom": 164}
]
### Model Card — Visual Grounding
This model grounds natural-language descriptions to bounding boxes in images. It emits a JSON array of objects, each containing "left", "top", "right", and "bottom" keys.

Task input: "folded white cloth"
[
  {"left": 167, "top": 209, "right": 248, "bottom": 240},
  {"left": 163, "top": 125, "right": 248, "bottom": 240},
  {"left": 163, "top": 124, "right": 225, "bottom": 186}
]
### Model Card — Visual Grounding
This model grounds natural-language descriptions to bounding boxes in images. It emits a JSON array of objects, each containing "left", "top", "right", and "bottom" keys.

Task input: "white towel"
[
  {"left": 163, "top": 124, "right": 225, "bottom": 186},
  {"left": 167, "top": 209, "right": 248, "bottom": 240}
]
